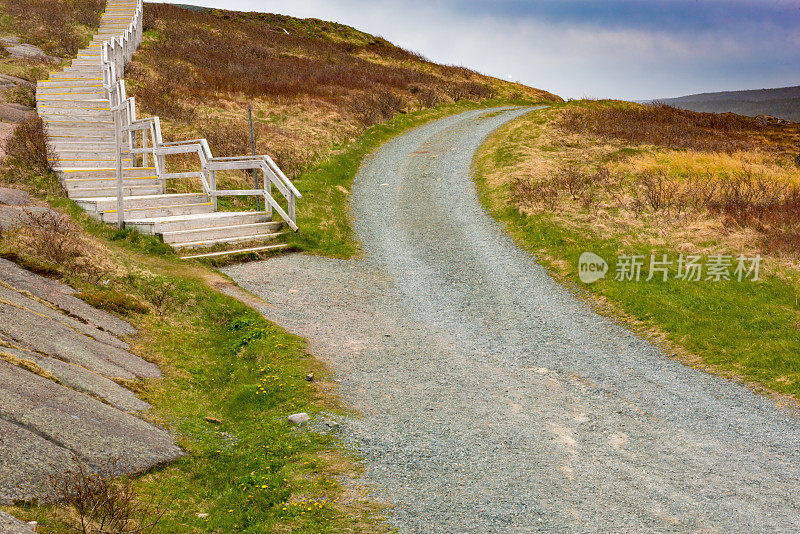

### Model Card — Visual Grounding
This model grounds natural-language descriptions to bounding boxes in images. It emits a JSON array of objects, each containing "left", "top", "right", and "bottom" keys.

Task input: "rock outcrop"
[{"left": 0, "top": 257, "right": 182, "bottom": 504}]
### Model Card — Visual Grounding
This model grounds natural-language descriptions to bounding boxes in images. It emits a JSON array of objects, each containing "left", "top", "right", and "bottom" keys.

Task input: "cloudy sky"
[{"left": 156, "top": 0, "right": 800, "bottom": 101}]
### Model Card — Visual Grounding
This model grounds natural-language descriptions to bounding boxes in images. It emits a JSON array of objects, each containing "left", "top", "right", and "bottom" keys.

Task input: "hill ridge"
[{"left": 655, "top": 85, "right": 800, "bottom": 121}]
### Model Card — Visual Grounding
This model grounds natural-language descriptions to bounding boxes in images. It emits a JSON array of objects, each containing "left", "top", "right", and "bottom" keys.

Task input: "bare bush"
[
  {"left": 19, "top": 209, "right": 81, "bottom": 264},
  {"left": 579, "top": 186, "right": 599, "bottom": 213},
  {"left": 1, "top": 0, "right": 103, "bottom": 58},
  {"left": 2, "top": 116, "right": 54, "bottom": 173},
  {"left": 136, "top": 276, "right": 188, "bottom": 316},
  {"left": 510, "top": 175, "right": 560, "bottom": 210},
  {"left": 557, "top": 103, "right": 797, "bottom": 155},
  {"left": 8, "top": 209, "right": 113, "bottom": 283},
  {"left": 639, "top": 170, "right": 676, "bottom": 211},
  {"left": 556, "top": 166, "right": 591, "bottom": 200},
  {"left": 49, "top": 455, "right": 167, "bottom": 534}
]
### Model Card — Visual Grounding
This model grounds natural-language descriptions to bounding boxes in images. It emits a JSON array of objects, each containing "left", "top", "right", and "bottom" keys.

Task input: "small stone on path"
[{"left": 287, "top": 412, "right": 310, "bottom": 424}]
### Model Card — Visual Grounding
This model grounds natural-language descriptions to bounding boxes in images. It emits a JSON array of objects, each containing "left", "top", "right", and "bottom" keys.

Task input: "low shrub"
[
  {"left": 135, "top": 276, "right": 189, "bottom": 316},
  {"left": 2, "top": 116, "right": 53, "bottom": 174},
  {"left": 1, "top": 0, "right": 103, "bottom": 57},
  {"left": 557, "top": 103, "right": 785, "bottom": 154},
  {"left": 76, "top": 289, "right": 150, "bottom": 316},
  {"left": 49, "top": 454, "right": 167, "bottom": 533}
]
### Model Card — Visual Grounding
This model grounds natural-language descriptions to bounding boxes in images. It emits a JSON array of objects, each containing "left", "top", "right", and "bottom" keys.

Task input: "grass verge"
[
  {"left": 0, "top": 166, "right": 386, "bottom": 532},
  {"left": 473, "top": 102, "right": 800, "bottom": 401}
]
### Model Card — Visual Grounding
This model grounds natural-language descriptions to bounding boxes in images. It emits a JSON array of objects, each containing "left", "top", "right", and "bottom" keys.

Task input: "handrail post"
[
  {"left": 113, "top": 106, "right": 125, "bottom": 230},
  {"left": 248, "top": 105, "right": 260, "bottom": 211},
  {"left": 142, "top": 128, "right": 148, "bottom": 168},
  {"left": 264, "top": 168, "right": 273, "bottom": 219},
  {"left": 209, "top": 169, "right": 217, "bottom": 210}
]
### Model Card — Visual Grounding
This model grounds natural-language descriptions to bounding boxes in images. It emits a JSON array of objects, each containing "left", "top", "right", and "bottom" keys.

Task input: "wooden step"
[
  {"left": 125, "top": 211, "right": 276, "bottom": 233},
  {"left": 37, "top": 83, "right": 105, "bottom": 92},
  {"left": 161, "top": 222, "right": 283, "bottom": 245},
  {"left": 64, "top": 176, "right": 158, "bottom": 189},
  {"left": 101, "top": 202, "right": 215, "bottom": 223},
  {"left": 51, "top": 141, "right": 121, "bottom": 151},
  {"left": 170, "top": 232, "right": 283, "bottom": 250},
  {"left": 66, "top": 184, "right": 161, "bottom": 198},
  {"left": 38, "top": 80, "right": 104, "bottom": 89},
  {"left": 37, "top": 92, "right": 107, "bottom": 101},
  {"left": 53, "top": 151, "right": 122, "bottom": 161},
  {"left": 76, "top": 193, "right": 209, "bottom": 213},
  {"left": 59, "top": 167, "right": 157, "bottom": 179},
  {"left": 53, "top": 159, "right": 134, "bottom": 170},
  {"left": 180, "top": 243, "right": 289, "bottom": 260},
  {"left": 39, "top": 107, "right": 111, "bottom": 117}
]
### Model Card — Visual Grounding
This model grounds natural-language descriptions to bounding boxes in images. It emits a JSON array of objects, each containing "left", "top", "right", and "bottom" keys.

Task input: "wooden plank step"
[
  {"left": 64, "top": 177, "right": 159, "bottom": 189},
  {"left": 59, "top": 167, "right": 157, "bottom": 179},
  {"left": 37, "top": 83, "right": 105, "bottom": 92},
  {"left": 53, "top": 159, "right": 135, "bottom": 170},
  {"left": 180, "top": 244, "right": 288, "bottom": 260},
  {"left": 66, "top": 185, "right": 161, "bottom": 198},
  {"left": 76, "top": 193, "right": 209, "bottom": 213},
  {"left": 169, "top": 232, "right": 283, "bottom": 250},
  {"left": 126, "top": 211, "right": 275, "bottom": 233},
  {"left": 161, "top": 223, "right": 283, "bottom": 244},
  {"left": 101, "top": 203, "right": 215, "bottom": 223},
  {"left": 39, "top": 96, "right": 108, "bottom": 104}
]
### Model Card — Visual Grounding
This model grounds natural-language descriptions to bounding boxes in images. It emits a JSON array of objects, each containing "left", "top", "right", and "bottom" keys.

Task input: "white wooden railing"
[{"left": 100, "top": 0, "right": 301, "bottom": 230}]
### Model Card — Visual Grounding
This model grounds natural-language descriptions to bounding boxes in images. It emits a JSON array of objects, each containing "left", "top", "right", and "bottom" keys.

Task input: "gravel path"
[{"left": 224, "top": 107, "right": 800, "bottom": 532}]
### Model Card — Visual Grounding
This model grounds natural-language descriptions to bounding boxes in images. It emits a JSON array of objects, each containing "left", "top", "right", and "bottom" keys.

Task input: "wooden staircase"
[{"left": 36, "top": 0, "right": 300, "bottom": 259}]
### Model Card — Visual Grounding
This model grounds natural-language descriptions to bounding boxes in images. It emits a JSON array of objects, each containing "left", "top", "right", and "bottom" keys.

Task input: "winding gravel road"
[{"left": 225, "top": 107, "right": 800, "bottom": 532}]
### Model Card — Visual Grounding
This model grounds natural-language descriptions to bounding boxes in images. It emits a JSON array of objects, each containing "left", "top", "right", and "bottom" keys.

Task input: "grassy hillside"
[
  {"left": 0, "top": 0, "right": 102, "bottom": 58},
  {"left": 475, "top": 100, "right": 800, "bottom": 402},
  {"left": 131, "top": 3, "right": 558, "bottom": 177},
  {"left": 126, "top": 4, "right": 560, "bottom": 256},
  {"left": 3, "top": 1, "right": 561, "bottom": 259},
  {"left": 657, "top": 86, "right": 800, "bottom": 122}
]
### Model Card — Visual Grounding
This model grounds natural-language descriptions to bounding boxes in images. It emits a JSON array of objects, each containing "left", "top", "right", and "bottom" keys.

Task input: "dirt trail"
[{"left": 225, "top": 107, "right": 800, "bottom": 532}]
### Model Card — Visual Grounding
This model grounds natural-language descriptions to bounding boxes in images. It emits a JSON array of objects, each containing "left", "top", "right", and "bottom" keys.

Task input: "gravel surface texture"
[{"left": 224, "top": 107, "right": 800, "bottom": 532}]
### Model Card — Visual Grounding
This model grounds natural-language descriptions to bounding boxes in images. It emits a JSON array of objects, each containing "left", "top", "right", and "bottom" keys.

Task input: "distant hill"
[{"left": 655, "top": 86, "right": 800, "bottom": 122}]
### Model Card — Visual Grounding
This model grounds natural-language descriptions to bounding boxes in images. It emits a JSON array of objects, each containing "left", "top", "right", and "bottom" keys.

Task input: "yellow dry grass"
[
  {"left": 620, "top": 149, "right": 800, "bottom": 185},
  {"left": 478, "top": 103, "right": 800, "bottom": 272}
]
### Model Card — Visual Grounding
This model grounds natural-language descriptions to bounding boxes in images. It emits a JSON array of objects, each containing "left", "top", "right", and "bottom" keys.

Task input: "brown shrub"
[
  {"left": 1, "top": 0, "right": 103, "bottom": 57},
  {"left": 133, "top": 3, "right": 503, "bottom": 132},
  {"left": 7, "top": 209, "right": 112, "bottom": 284},
  {"left": 511, "top": 174, "right": 558, "bottom": 210},
  {"left": 557, "top": 103, "right": 789, "bottom": 154},
  {"left": 135, "top": 276, "right": 188, "bottom": 316},
  {"left": 77, "top": 289, "right": 149, "bottom": 316},
  {"left": 705, "top": 171, "right": 800, "bottom": 226},
  {"left": 49, "top": 454, "right": 167, "bottom": 533},
  {"left": 18, "top": 209, "right": 79, "bottom": 264},
  {"left": 2, "top": 116, "right": 54, "bottom": 173}
]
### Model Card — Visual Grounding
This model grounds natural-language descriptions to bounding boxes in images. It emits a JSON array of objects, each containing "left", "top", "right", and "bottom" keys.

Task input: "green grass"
[
  {"left": 0, "top": 173, "right": 385, "bottom": 532},
  {"left": 6, "top": 275, "right": 376, "bottom": 532},
  {"left": 473, "top": 110, "right": 800, "bottom": 398},
  {"left": 289, "top": 97, "right": 553, "bottom": 258}
]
